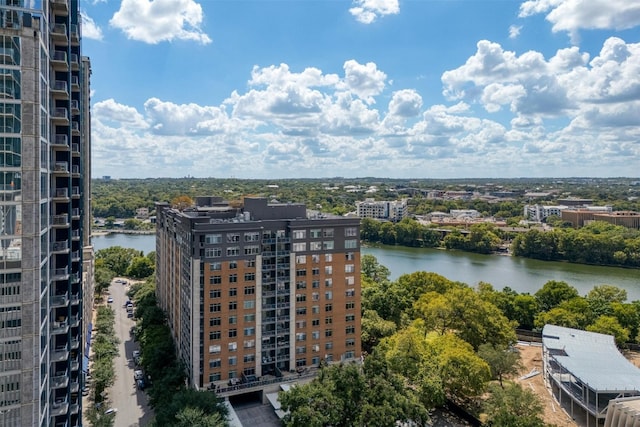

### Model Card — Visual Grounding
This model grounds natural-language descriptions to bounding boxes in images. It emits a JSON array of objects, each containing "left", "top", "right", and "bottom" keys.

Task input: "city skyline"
[{"left": 83, "top": 0, "right": 640, "bottom": 179}]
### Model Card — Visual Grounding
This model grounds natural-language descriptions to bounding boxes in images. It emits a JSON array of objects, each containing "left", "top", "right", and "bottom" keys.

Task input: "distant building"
[
  {"left": 524, "top": 204, "right": 569, "bottom": 222},
  {"left": 155, "top": 197, "right": 361, "bottom": 389},
  {"left": 450, "top": 209, "right": 480, "bottom": 219},
  {"left": 557, "top": 198, "right": 594, "bottom": 207},
  {"left": 356, "top": 199, "right": 408, "bottom": 222},
  {"left": 593, "top": 211, "right": 640, "bottom": 229},
  {"left": 561, "top": 206, "right": 614, "bottom": 228},
  {"left": 135, "top": 207, "right": 150, "bottom": 219}
]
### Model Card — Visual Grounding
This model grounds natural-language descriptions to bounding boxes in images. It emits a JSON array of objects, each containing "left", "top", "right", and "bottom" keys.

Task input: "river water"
[{"left": 91, "top": 233, "right": 640, "bottom": 301}]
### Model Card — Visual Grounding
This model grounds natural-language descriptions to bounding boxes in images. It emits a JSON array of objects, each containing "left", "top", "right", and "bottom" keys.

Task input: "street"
[{"left": 108, "top": 279, "right": 154, "bottom": 427}]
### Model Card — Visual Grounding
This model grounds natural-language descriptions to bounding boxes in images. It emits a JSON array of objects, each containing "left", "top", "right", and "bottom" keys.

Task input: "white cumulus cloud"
[
  {"left": 110, "top": 0, "right": 211, "bottom": 44},
  {"left": 81, "top": 12, "right": 103, "bottom": 40},
  {"left": 349, "top": 0, "right": 399, "bottom": 24}
]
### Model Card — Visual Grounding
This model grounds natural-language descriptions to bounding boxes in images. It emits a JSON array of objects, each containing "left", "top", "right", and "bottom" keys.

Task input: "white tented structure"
[{"left": 542, "top": 325, "right": 640, "bottom": 426}]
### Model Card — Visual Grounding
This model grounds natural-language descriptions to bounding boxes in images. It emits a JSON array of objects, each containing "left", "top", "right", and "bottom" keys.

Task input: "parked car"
[
  {"left": 132, "top": 350, "right": 140, "bottom": 359},
  {"left": 104, "top": 408, "right": 117, "bottom": 416},
  {"left": 137, "top": 379, "right": 145, "bottom": 390},
  {"left": 134, "top": 370, "right": 144, "bottom": 380},
  {"left": 127, "top": 312, "right": 134, "bottom": 318},
  {"left": 107, "top": 296, "right": 113, "bottom": 304}
]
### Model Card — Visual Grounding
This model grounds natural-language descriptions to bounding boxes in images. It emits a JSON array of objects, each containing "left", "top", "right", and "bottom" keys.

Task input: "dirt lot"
[{"left": 515, "top": 343, "right": 640, "bottom": 427}]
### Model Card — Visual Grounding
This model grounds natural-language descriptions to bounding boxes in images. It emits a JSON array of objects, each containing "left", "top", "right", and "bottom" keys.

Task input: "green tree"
[
  {"left": 534, "top": 280, "right": 579, "bottom": 312},
  {"left": 587, "top": 315, "right": 630, "bottom": 347},
  {"left": 360, "top": 309, "right": 397, "bottom": 353},
  {"left": 482, "top": 382, "right": 546, "bottom": 427},
  {"left": 153, "top": 389, "right": 228, "bottom": 427},
  {"left": 361, "top": 254, "right": 390, "bottom": 283},
  {"left": 96, "top": 246, "right": 142, "bottom": 276},
  {"left": 175, "top": 407, "right": 226, "bottom": 427},
  {"left": 94, "top": 267, "right": 115, "bottom": 296},
  {"left": 127, "top": 256, "right": 155, "bottom": 279},
  {"left": 477, "top": 343, "right": 522, "bottom": 388},
  {"left": 586, "top": 285, "right": 628, "bottom": 318}
]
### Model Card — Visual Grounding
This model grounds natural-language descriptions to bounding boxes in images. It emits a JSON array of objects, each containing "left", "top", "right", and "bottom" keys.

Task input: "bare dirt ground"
[{"left": 515, "top": 343, "right": 640, "bottom": 427}]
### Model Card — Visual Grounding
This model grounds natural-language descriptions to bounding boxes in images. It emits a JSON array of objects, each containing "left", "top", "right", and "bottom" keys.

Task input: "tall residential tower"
[
  {"left": 156, "top": 197, "right": 361, "bottom": 389},
  {"left": 0, "top": 1, "right": 91, "bottom": 426}
]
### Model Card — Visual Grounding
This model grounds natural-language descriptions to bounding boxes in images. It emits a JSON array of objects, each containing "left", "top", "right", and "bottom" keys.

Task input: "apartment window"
[
  {"left": 325, "top": 266, "right": 332, "bottom": 275},
  {"left": 312, "top": 345, "right": 320, "bottom": 353},
  {"left": 296, "top": 281, "right": 307, "bottom": 290},
  {"left": 206, "top": 248, "right": 222, "bottom": 258},
  {"left": 345, "top": 289, "right": 355, "bottom": 297},
  {"left": 345, "top": 314, "right": 356, "bottom": 322},
  {"left": 229, "top": 301, "right": 238, "bottom": 310},
  {"left": 227, "top": 233, "right": 240, "bottom": 243},
  {"left": 244, "top": 339, "right": 255, "bottom": 348},
  {"left": 227, "top": 247, "right": 240, "bottom": 256},
  {"left": 210, "top": 262, "right": 222, "bottom": 271},
  {"left": 312, "top": 280, "right": 320, "bottom": 289},
  {"left": 310, "top": 229, "right": 321, "bottom": 238},
  {"left": 244, "top": 300, "right": 255, "bottom": 309},
  {"left": 210, "top": 276, "right": 222, "bottom": 285},
  {"left": 346, "top": 276, "right": 355, "bottom": 286},
  {"left": 244, "top": 272, "right": 256, "bottom": 281},
  {"left": 310, "top": 242, "right": 322, "bottom": 251},
  {"left": 346, "top": 302, "right": 355, "bottom": 310},
  {"left": 209, "top": 358, "right": 221, "bottom": 368},
  {"left": 244, "top": 286, "right": 255, "bottom": 295},
  {"left": 229, "top": 288, "right": 237, "bottom": 297},
  {"left": 229, "top": 316, "right": 237, "bottom": 325},
  {"left": 228, "top": 356, "right": 237, "bottom": 366},
  {"left": 346, "top": 252, "right": 355, "bottom": 261},
  {"left": 209, "top": 373, "right": 221, "bottom": 382},
  {"left": 296, "top": 320, "right": 307, "bottom": 328},
  {"left": 296, "top": 307, "right": 307, "bottom": 315},
  {"left": 296, "top": 359, "right": 307, "bottom": 367},
  {"left": 345, "top": 351, "right": 355, "bottom": 359},
  {"left": 345, "top": 227, "right": 358, "bottom": 237},
  {"left": 312, "top": 331, "right": 320, "bottom": 340},
  {"left": 325, "top": 342, "right": 333, "bottom": 350},
  {"left": 311, "top": 254, "right": 320, "bottom": 263},
  {"left": 293, "top": 230, "right": 306, "bottom": 239},
  {"left": 210, "top": 303, "right": 221, "bottom": 313},
  {"left": 325, "top": 317, "right": 333, "bottom": 325},
  {"left": 345, "top": 264, "right": 355, "bottom": 273},
  {"left": 325, "top": 304, "right": 332, "bottom": 312},
  {"left": 228, "top": 342, "right": 237, "bottom": 351},
  {"left": 229, "top": 329, "right": 237, "bottom": 338},
  {"left": 244, "top": 354, "right": 256, "bottom": 363},
  {"left": 244, "top": 313, "right": 255, "bottom": 322},
  {"left": 323, "top": 229, "right": 334, "bottom": 238},
  {"left": 245, "top": 259, "right": 256, "bottom": 268},
  {"left": 229, "top": 274, "right": 238, "bottom": 283},
  {"left": 312, "top": 319, "right": 320, "bottom": 326},
  {"left": 293, "top": 243, "right": 306, "bottom": 252},
  {"left": 323, "top": 241, "right": 334, "bottom": 250},
  {"left": 205, "top": 234, "right": 222, "bottom": 244},
  {"left": 295, "top": 254, "right": 306, "bottom": 264},
  {"left": 312, "top": 268, "right": 320, "bottom": 276},
  {"left": 296, "top": 269, "right": 307, "bottom": 277},
  {"left": 345, "top": 239, "right": 358, "bottom": 249},
  {"left": 229, "top": 261, "right": 238, "bottom": 269},
  {"left": 346, "top": 338, "right": 356, "bottom": 347},
  {"left": 312, "top": 305, "right": 320, "bottom": 314},
  {"left": 296, "top": 333, "right": 306, "bottom": 341},
  {"left": 210, "top": 317, "right": 221, "bottom": 327},
  {"left": 209, "top": 331, "right": 221, "bottom": 340},
  {"left": 296, "top": 294, "right": 306, "bottom": 303},
  {"left": 244, "top": 232, "right": 260, "bottom": 242},
  {"left": 312, "top": 292, "right": 319, "bottom": 301},
  {"left": 244, "top": 327, "right": 255, "bottom": 336},
  {"left": 209, "top": 345, "right": 221, "bottom": 354},
  {"left": 325, "top": 253, "right": 332, "bottom": 262},
  {"left": 325, "top": 291, "right": 333, "bottom": 300},
  {"left": 325, "top": 278, "right": 333, "bottom": 287},
  {"left": 209, "top": 289, "right": 221, "bottom": 299},
  {"left": 296, "top": 346, "right": 306, "bottom": 354},
  {"left": 325, "top": 329, "right": 333, "bottom": 337},
  {"left": 346, "top": 326, "right": 356, "bottom": 334},
  {"left": 244, "top": 245, "right": 260, "bottom": 255}
]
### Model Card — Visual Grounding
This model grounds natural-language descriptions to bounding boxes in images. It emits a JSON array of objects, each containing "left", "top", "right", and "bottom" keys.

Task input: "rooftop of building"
[{"left": 542, "top": 324, "right": 640, "bottom": 392}]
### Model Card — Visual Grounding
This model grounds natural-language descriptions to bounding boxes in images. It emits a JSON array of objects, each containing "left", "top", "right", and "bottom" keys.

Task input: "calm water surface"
[{"left": 91, "top": 234, "right": 640, "bottom": 300}]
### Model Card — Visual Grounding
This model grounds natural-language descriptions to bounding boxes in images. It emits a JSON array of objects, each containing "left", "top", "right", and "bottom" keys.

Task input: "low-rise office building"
[
  {"left": 356, "top": 198, "right": 408, "bottom": 222},
  {"left": 155, "top": 197, "right": 362, "bottom": 389}
]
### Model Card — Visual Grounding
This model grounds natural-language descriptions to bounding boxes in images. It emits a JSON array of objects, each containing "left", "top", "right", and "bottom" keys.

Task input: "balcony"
[
  {"left": 53, "top": 162, "right": 69, "bottom": 174},
  {"left": 53, "top": 134, "right": 69, "bottom": 147},
  {"left": 51, "top": 346, "right": 69, "bottom": 363},
  {"left": 51, "top": 371, "right": 69, "bottom": 389},
  {"left": 51, "top": 0, "right": 69, "bottom": 15},
  {"left": 70, "top": 358, "right": 79, "bottom": 372},
  {"left": 71, "top": 143, "right": 80, "bottom": 155},
  {"left": 71, "top": 208, "right": 80, "bottom": 218},
  {"left": 53, "top": 188, "right": 69, "bottom": 199},
  {"left": 50, "top": 293, "right": 69, "bottom": 307},
  {"left": 50, "top": 399, "right": 69, "bottom": 417},
  {"left": 70, "top": 53, "right": 79, "bottom": 70},
  {"left": 71, "top": 75, "right": 79, "bottom": 91},
  {"left": 70, "top": 294, "right": 80, "bottom": 305},
  {"left": 71, "top": 229, "right": 80, "bottom": 239},
  {"left": 51, "top": 107, "right": 69, "bottom": 124},
  {"left": 71, "top": 186, "right": 80, "bottom": 197},
  {"left": 51, "top": 241, "right": 69, "bottom": 253},
  {"left": 51, "top": 267, "right": 69, "bottom": 281},
  {"left": 52, "top": 214, "right": 69, "bottom": 227},
  {"left": 69, "top": 314, "right": 79, "bottom": 327},
  {"left": 70, "top": 24, "right": 79, "bottom": 45},
  {"left": 70, "top": 99, "right": 79, "bottom": 114},
  {"left": 71, "top": 250, "right": 80, "bottom": 261},
  {"left": 51, "top": 80, "right": 68, "bottom": 97},
  {"left": 70, "top": 378, "right": 79, "bottom": 393},
  {"left": 51, "top": 51, "right": 68, "bottom": 70},
  {"left": 51, "top": 320, "right": 69, "bottom": 335},
  {"left": 0, "top": 48, "right": 17, "bottom": 66},
  {"left": 70, "top": 337, "right": 79, "bottom": 349},
  {"left": 71, "top": 121, "right": 80, "bottom": 134}
]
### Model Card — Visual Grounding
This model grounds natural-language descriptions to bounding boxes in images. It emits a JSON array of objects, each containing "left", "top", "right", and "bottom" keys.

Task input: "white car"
[
  {"left": 132, "top": 350, "right": 140, "bottom": 359},
  {"left": 134, "top": 370, "right": 144, "bottom": 380},
  {"left": 107, "top": 296, "right": 113, "bottom": 303},
  {"left": 104, "top": 408, "right": 117, "bottom": 416}
]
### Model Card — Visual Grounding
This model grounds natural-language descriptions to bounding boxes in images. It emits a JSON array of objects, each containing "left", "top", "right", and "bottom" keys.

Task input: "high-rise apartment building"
[
  {"left": 156, "top": 197, "right": 361, "bottom": 389},
  {"left": 0, "top": 1, "right": 91, "bottom": 426}
]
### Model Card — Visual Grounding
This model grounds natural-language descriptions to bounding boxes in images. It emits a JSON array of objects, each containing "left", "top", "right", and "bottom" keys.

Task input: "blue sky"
[{"left": 81, "top": 0, "right": 640, "bottom": 179}]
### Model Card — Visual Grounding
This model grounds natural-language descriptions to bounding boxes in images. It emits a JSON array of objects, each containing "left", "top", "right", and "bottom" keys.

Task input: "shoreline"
[{"left": 91, "top": 229, "right": 155, "bottom": 237}]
